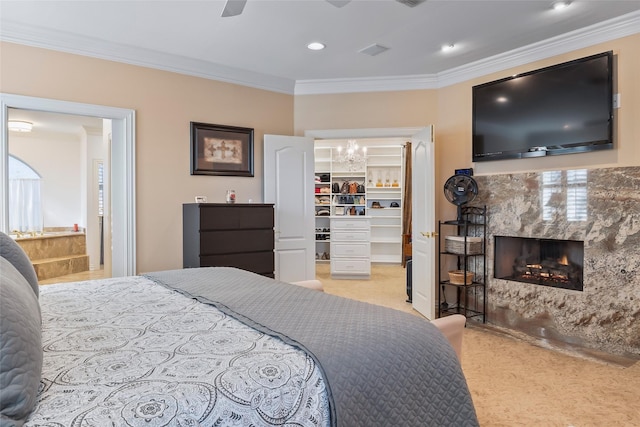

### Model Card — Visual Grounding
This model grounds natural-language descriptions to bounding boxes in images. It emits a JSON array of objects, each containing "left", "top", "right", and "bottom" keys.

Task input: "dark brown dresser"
[{"left": 183, "top": 203, "right": 275, "bottom": 277}]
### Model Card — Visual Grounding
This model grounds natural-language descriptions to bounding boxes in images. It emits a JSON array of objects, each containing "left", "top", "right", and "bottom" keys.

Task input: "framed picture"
[{"left": 190, "top": 122, "right": 254, "bottom": 177}]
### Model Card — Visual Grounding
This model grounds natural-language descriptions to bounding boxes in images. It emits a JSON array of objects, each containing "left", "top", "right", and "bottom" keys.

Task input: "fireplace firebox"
[{"left": 494, "top": 236, "right": 584, "bottom": 291}]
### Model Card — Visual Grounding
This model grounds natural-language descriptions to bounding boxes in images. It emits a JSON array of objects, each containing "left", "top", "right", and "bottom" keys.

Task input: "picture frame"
[{"left": 190, "top": 122, "right": 254, "bottom": 177}]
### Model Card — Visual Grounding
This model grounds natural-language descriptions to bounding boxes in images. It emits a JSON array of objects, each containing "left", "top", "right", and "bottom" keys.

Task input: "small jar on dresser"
[{"left": 330, "top": 217, "right": 371, "bottom": 279}]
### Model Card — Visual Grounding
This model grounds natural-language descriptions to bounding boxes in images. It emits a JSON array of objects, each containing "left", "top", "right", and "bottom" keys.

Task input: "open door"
[
  {"left": 411, "top": 126, "right": 437, "bottom": 319},
  {"left": 263, "top": 135, "right": 315, "bottom": 282}
]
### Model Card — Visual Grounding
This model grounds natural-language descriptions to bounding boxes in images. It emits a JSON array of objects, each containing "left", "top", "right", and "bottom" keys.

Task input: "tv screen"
[{"left": 472, "top": 51, "right": 613, "bottom": 162}]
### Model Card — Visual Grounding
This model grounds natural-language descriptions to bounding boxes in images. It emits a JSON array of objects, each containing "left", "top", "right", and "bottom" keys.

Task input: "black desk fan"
[
  {"left": 441, "top": 173, "right": 478, "bottom": 308},
  {"left": 444, "top": 174, "right": 478, "bottom": 222}
]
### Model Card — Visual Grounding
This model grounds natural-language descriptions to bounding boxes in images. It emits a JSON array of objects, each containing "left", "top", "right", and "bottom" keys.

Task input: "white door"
[
  {"left": 411, "top": 126, "right": 437, "bottom": 319},
  {"left": 263, "top": 135, "right": 315, "bottom": 282}
]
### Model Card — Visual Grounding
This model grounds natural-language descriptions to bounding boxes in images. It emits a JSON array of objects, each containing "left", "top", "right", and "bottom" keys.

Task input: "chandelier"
[{"left": 336, "top": 140, "right": 367, "bottom": 171}]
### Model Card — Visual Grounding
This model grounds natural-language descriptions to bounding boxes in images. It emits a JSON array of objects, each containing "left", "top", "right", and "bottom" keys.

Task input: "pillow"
[
  {"left": 0, "top": 257, "right": 43, "bottom": 425},
  {"left": 0, "top": 232, "right": 39, "bottom": 298}
]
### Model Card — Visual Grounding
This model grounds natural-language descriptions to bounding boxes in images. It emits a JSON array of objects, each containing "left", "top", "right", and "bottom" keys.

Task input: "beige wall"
[
  {"left": 1, "top": 42, "right": 294, "bottom": 273},
  {"left": 2, "top": 33, "right": 638, "bottom": 274},
  {"left": 295, "top": 33, "right": 640, "bottom": 223},
  {"left": 294, "top": 90, "right": 438, "bottom": 134}
]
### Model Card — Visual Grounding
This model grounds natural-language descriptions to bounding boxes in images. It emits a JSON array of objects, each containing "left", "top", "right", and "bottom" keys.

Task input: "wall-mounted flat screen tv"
[{"left": 472, "top": 51, "right": 613, "bottom": 162}]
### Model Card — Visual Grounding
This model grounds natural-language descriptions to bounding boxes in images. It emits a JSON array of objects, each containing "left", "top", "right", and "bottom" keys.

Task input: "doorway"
[
  {"left": 1, "top": 93, "right": 136, "bottom": 277},
  {"left": 313, "top": 137, "right": 407, "bottom": 264},
  {"left": 7, "top": 108, "right": 108, "bottom": 279},
  {"left": 306, "top": 127, "right": 431, "bottom": 315}
]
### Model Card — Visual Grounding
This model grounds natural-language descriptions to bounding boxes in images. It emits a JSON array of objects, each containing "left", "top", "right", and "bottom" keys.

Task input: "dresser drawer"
[
  {"left": 331, "top": 218, "right": 370, "bottom": 230},
  {"left": 331, "top": 258, "right": 371, "bottom": 275},
  {"left": 332, "top": 230, "right": 370, "bottom": 242},
  {"left": 200, "top": 251, "right": 274, "bottom": 275},
  {"left": 198, "top": 205, "right": 274, "bottom": 230},
  {"left": 200, "top": 229, "right": 274, "bottom": 255},
  {"left": 331, "top": 242, "right": 370, "bottom": 257}
]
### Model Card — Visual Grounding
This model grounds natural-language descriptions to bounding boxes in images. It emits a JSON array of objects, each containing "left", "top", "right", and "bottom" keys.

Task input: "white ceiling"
[
  {"left": 1, "top": 0, "right": 639, "bottom": 96},
  {"left": 7, "top": 109, "right": 104, "bottom": 136}
]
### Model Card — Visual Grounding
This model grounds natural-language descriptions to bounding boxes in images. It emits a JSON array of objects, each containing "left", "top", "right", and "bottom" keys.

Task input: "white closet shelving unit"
[
  {"left": 366, "top": 145, "right": 404, "bottom": 263},
  {"left": 330, "top": 216, "right": 371, "bottom": 279},
  {"left": 314, "top": 147, "right": 332, "bottom": 262},
  {"left": 314, "top": 140, "right": 404, "bottom": 266}
]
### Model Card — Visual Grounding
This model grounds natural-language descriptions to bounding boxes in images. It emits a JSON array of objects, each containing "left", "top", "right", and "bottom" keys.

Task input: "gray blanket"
[{"left": 144, "top": 267, "right": 479, "bottom": 427}]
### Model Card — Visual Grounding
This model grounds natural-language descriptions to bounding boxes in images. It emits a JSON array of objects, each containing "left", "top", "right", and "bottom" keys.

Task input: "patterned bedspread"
[
  {"left": 146, "top": 267, "right": 480, "bottom": 427},
  {"left": 26, "top": 276, "right": 329, "bottom": 426}
]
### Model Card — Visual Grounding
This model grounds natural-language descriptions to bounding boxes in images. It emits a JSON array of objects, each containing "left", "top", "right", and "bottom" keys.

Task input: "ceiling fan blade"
[
  {"left": 221, "top": 0, "right": 247, "bottom": 17},
  {"left": 395, "top": 0, "right": 427, "bottom": 7},
  {"left": 326, "top": 0, "right": 351, "bottom": 8}
]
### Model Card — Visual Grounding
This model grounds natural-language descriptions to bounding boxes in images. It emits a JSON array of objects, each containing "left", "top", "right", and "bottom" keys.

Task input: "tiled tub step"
[
  {"left": 32, "top": 255, "right": 90, "bottom": 281},
  {"left": 16, "top": 233, "right": 86, "bottom": 260},
  {"left": 16, "top": 233, "right": 90, "bottom": 281}
]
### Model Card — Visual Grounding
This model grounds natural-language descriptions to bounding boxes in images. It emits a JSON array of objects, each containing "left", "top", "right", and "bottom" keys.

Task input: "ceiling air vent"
[{"left": 359, "top": 44, "right": 390, "bottom": 57}]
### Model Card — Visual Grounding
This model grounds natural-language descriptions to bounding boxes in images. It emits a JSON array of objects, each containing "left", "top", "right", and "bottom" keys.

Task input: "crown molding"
[
  {"left": 297, "top": 10, "right": 640, "bottom": 94},
  {"left": 2, "top": 11, "right": 639, "bottom": 96},
  {"left": 0, "top": 21, "right": 294, "bottom": 95},
  {"left": 435, "top": 9, "right": 640, "bottom": 89}
]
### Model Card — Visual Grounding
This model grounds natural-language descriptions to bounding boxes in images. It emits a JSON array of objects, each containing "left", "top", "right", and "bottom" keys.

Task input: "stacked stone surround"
[{"left": 472, "top": 166, "right": 640, "bottom": 356}]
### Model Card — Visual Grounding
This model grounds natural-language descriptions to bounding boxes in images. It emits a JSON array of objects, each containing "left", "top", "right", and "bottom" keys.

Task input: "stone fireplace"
[
  {"left": 494, "top": 236, "right": 584, "bottom": 291},
  {"left": 472, "top": 166, "right": 640, "bottom": 356}
]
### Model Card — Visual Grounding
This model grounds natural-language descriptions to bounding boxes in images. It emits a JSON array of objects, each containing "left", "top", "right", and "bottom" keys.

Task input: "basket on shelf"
[
  {"left": 448, "top": 270, "right": 475, "bottom": 285},
  {"left": 445, "top": 235, "right": 483, "bottom": 255}
]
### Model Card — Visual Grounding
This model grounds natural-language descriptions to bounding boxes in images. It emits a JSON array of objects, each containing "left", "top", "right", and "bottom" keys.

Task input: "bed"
[{"left": 0, "top": 232, "right": 479, "bottom": 426}]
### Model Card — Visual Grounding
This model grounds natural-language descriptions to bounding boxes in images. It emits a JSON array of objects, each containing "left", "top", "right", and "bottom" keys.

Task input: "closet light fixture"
[
  {"left": 336, "top": 140, "right": 367, "bottom": 171},
  {"left": 8, "top": 120, "right": 33, "bottom": 132}
]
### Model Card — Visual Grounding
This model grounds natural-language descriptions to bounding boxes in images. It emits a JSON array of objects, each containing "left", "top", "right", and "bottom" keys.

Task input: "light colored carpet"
[{"left": 317, "top": 263, "right": 640, "bottom": 427}]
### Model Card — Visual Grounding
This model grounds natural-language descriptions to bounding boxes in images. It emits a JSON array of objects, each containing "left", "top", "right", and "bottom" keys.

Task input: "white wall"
[{"left": 9, "top": 131, "right": 82, "bottom": 229}]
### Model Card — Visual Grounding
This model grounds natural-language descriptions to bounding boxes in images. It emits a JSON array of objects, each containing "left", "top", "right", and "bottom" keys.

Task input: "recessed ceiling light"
[
  {"left": 307, "top": 42, "right": 325, "bottom": 51},
  {"left": 552, "top": 1, "right": 571, "bottom": 10},
  {"left": 441, "top": 44, "right": 456, "bottom": 52},
  {"left": 8, "top": 120, "right": 33, "bottom": 132}
]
